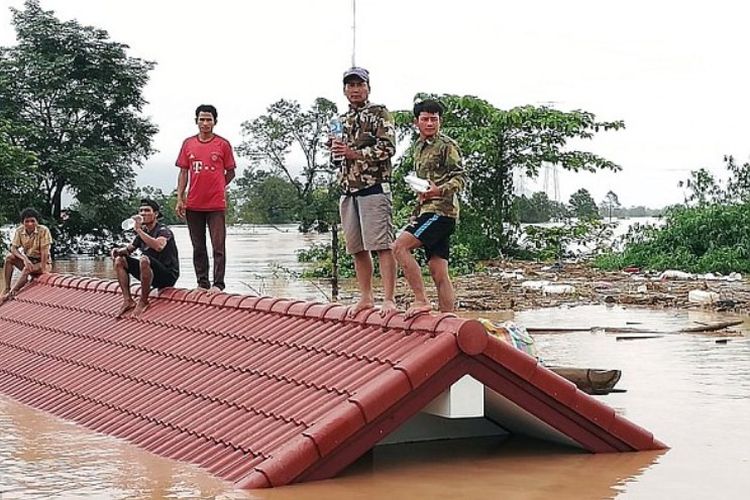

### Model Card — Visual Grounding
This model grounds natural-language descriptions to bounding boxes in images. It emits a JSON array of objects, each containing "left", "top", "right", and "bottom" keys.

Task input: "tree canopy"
[
  {"left": 514, "top": 191, "right": 568, "bottom": 223},
  {"left": 0, "top": 119, "right": 37, "bottom": 222},
  {"left": 569, "top": 188, "right": 600, "bottom": 220},
  {"left": 601, "top": 190, "right": 621, "bottom": 220},
  {"left": 236, "top": 98, "right": 340, "bottom": 231},
  {"left": 0, "top": 0, "right": 157, "bottom": 224}
]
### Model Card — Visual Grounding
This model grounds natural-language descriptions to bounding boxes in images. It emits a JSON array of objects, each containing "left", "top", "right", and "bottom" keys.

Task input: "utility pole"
[{"left": 351, "top": 0, "right": 357, "bottom": 66}]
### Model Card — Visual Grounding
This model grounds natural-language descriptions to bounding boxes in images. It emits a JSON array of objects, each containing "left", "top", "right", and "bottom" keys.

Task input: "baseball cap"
[
  {"left": 140, "top": 198, "right": 161, "bottom": 215},
  {"left": 343, "top": 66, "right": 369, "bottom": 83}
]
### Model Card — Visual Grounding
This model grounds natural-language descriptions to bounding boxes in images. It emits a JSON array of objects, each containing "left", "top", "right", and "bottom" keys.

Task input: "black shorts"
[
  {"left": 126, "top": 256, "right": 178, "bottom": 289},
  {"left": 405, "top": 213, "right": 456, "bottom": 261}
]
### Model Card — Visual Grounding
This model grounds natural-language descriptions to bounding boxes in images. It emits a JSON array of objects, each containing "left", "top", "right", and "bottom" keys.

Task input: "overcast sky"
[{"left": 2, "top": 0, "right": 749, "bottom": 207}]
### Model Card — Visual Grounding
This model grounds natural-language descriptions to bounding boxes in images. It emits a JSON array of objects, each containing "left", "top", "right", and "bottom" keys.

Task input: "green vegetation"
[
  {"left": 0, "top": 0, "right": 157, "bottom": 249},
  {"left": 236, "top": 98, "right": 339, "bottom": 232},
  {"left": 568, "top": 188, "right": 600, "bottom": 220},
  {"left": 525, "top": 219, "right": 615, "bottom": 262},
  {"left": 513, "top": 192, "right": 568, "bottom": 223},
  {"left": 297, "top": 240, "right": 354, "bottom": 279},
  {"left": 0, "top": 119, "right": 37, "bottom": 222},
  {"left": 600, "top": 190, "right": 620, "bottom": 221},
  {"left": 596, "top": 156, "right": 750, "bottom": 273},
  {"left": 512, "top": 189, "right": 661, "bottom": 224}
]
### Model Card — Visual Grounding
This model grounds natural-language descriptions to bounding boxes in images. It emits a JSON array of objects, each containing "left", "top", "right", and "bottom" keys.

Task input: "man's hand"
[
  {"left": 331, "top": 139, "right": 360, "bottom": 160},
  {"left": 418, "top": 181, "right": 442, "bottom": 204},
  {"left": 175, "top": 199, "right": 186, "bottom": 220},
  {"left": 22, "top": 259, "right": 34, "bottom": 272}
]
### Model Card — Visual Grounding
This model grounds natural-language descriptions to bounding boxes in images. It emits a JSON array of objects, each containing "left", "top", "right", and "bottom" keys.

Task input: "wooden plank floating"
[{"left": 527, "top": 319, "right": 744, "bottom": 336}]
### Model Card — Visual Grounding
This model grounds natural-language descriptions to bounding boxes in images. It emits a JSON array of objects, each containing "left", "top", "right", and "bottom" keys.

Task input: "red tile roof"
[{"left": 0, "top": 274, "right": 666, "bottom": 488}]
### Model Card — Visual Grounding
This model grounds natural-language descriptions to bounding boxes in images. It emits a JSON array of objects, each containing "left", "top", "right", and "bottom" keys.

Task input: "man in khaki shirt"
[
  {"left": 1, "top": 208, "right": 52, "bottom": 303},
  {"left": 392, "top": 99, "right": 466, "bottom": 318}
]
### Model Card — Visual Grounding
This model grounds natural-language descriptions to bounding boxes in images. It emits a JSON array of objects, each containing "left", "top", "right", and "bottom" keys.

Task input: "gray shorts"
[{"left": 340, "top": 192, "right": 394, "bottom": 254}]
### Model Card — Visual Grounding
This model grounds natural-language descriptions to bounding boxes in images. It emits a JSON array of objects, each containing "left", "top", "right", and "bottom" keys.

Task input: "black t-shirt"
[{"left": 132, "top": 222, "right": 180, "bottom": 277}]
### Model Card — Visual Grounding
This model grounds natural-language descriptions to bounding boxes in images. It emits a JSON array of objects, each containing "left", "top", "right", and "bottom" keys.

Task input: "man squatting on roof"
[
  {"left": 331, "top": 67, "right": 398, "bottom": 317},
  {"left": 392, "top": 99, "right": 466, "bottom": 318},
  {"left": 110, "top": 198, "right": 180, "bottom": 318}
]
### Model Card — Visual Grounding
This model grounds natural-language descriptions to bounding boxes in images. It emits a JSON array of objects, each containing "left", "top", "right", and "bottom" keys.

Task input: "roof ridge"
[{"left": 32, "top": 274, "right": 482, "bottom": 336}]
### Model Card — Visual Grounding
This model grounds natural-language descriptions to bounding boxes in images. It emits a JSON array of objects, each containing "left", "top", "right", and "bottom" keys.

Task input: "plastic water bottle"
[
  {"left": 121, "top": 217, "right": 136, "bottom": 231},
  {"left": 329, "top": 117, "right": 344, "bottom": 162}
]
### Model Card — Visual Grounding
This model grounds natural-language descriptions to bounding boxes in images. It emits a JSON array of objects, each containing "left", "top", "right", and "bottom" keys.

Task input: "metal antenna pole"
[{"left": 351, "top": 0, "right": 356, "bottom": 66}]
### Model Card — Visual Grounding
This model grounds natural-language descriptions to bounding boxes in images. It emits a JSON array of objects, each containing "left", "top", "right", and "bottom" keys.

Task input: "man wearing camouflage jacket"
[
  {"left": 392, "top": 99, "right": 466, "bottom": 317},
  {"left": 331, "top": 67, "right": 397, "bottom": 317}
]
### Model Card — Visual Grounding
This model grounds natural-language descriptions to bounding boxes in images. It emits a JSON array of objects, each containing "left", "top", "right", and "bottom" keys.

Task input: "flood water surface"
[
  {"left": 53, "top": 225, "right": 331, "bottom": 302},
  {"left": 2, "top": 227, "right": 750, "bottom": 498}
]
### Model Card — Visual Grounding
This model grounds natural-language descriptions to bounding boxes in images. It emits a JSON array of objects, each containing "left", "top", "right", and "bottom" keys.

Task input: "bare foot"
[
  {"left": 0, "top": 291, "right": 11, "bottom": 305},
  {"left": 195, "top": 286, "right": 210, "bottom": 293},
  {"left": 379, "top": 299, "right": 397, "bottom": 317},
  {"left": 405, "top": 302, "right": 432, "bottom": 319},
  {"left": 347, "top": 299, "right": 374, "bottom": 318},
  {"left": 116, "top": 299, "right": 136, "bottom": 318},
  {"left": 132, "top": 301, "right": 150, "bottom": 318},
  {"left": 207, "top": 286, "right": 222, "bottom": 295}
]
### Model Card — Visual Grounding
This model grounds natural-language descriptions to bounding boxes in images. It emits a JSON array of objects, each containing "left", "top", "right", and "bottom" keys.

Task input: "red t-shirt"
[{"left": 175, "top": 135, "right": 236, "bottom": 211}]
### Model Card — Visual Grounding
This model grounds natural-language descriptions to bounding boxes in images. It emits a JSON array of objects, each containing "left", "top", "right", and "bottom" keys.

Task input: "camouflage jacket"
[
  {"left": 337, "top": 102, "right": 396, "bottom": 193},
  {"left": 413, "top": 133, "right": 466, "bottom": 218}
]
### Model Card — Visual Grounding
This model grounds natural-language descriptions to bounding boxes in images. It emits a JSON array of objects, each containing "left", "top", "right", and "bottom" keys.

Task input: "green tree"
[
  {"left": 678, "top": 168, "right": 722, "bottom": 206},
  {"left": 549, "top": 199, "right": 570, "bottom": 221},
  {"left": 600, "top": 190, "right": 621, "bottom": 221},
  {"left": 237, "top": 98, "right": 339, "bottom": 231},
  {"left": 0, "top": 0, "right": 157, "bottom": 223},
  {"left": 0, "top": 119, "right": 37, "bottom": 222},
  {"left": 723, "top": 155, "right": 750, "bottom": 203},
  {"left": 394, "top": 94, "right": 623, "bottom": 256},
  {"left": 514, "top": 191, "right": 554, "bottom": 223},
  {"left": 569, "top": 188, "right": 600, "bottom": 220},
  {"left": 233, "top": 169, "right": 300, "bottom": 224}
]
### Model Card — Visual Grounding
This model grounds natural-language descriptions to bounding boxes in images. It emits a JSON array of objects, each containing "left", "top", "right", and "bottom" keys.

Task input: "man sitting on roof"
[
  {"left": 110, "top": 198, "right": 179, "bottom": 318},
  {"left": 1, "top": 207, "right": 53, "bottom": 304}
]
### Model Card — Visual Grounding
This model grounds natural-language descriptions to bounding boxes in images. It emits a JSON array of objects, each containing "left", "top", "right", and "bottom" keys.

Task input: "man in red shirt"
[{"left": 175, "top": 104, "right": 236, "bottom": 293}]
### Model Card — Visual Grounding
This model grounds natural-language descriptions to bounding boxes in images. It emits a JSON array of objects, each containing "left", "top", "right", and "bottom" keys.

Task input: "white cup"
[{"left": 405, "top": 174, "right": 430, "bottom": 193}]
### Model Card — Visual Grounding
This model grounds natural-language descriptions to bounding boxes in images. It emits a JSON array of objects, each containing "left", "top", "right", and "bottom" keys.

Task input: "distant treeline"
[{"left": 513, "top": 189, "right": 662, "bottom": 224}]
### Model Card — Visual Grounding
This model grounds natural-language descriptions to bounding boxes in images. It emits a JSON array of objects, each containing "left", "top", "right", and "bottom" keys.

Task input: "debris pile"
[{"left": 390, "top": 261, "right": 750, "bottom": 312}]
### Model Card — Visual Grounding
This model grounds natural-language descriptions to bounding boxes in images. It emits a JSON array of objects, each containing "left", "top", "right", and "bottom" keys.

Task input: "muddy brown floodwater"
[{"left": 2, "top": 226, "right": 750, "bottom": 499}]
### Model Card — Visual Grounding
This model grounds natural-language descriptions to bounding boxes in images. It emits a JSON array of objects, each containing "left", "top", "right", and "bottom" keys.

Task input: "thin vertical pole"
[
  {"left": 331, "top": 223, "right": 339, "bottom": 302},
  {"left": 351, "top": 0, "right": 356, "bottom": 66}
]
